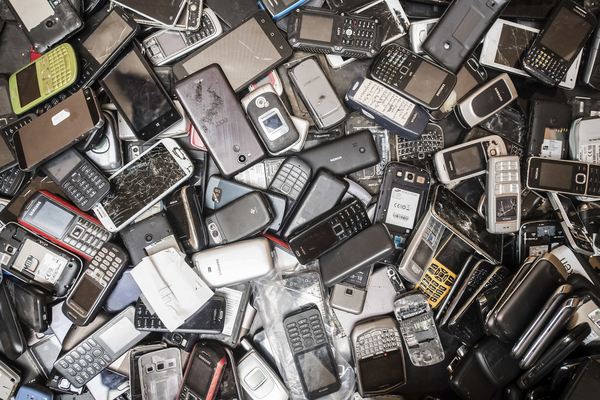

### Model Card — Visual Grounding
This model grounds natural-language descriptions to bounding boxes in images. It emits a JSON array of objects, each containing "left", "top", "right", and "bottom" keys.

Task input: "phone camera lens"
[
  {"left": 5, "top": 245, "right": 14, "bottom": 254},
  {"left": 238, "top": 154, "right": 247, "bottom": 163},
  {"left": 407, "top": 173, "right": 414, "bottom": 180},
  {"left": 46, "top": 20, "right": 54, "bottom": 28},
  {"left": 212, "top": 230, "right": 219, "bottom": 238},
  {"left": 145, "top": 234, "right": 153, "bottom": 242},
  {"left": 173, "top": 334, "right": 182, "bottom": 343}
]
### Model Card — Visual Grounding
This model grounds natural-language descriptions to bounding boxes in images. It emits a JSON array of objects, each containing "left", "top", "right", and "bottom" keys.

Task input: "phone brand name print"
[
  {"left": 330, "top": 156, "right": 342, "bottom": 162},
  {"left": 28, "top": 201, "right": 42, "bottom": 216},
  {"left": 303, "top": 76, "right": 321, "bottom": 86},
  {"left": 207, "top": 259, "right": 223, "bottom": 275},
  {"left": 494, "top": 87, "right": 504, "bottom": 102}
]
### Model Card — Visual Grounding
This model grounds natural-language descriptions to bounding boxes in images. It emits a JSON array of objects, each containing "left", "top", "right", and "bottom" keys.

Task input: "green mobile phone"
[{"left": 8, "top": 43, "right": 78, "bottom": 114}]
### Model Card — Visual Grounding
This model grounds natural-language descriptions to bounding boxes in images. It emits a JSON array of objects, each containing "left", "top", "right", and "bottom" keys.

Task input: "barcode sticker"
[{"left": 215, "top": 287, "right": 243, "bottom": 336}]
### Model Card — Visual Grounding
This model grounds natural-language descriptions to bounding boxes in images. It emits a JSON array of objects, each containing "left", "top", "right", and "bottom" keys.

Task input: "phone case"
[
  {"left": 139, "top": 349, "right": 183, "bottom": 400},
  {"left": 527, "top": 100, "right": 572, "bottom": 159},
  {"left": 422, "top": 0, "right": 510, "bottom": 73},
  {"left": 130, "top": 343, "right": 169, "bottom": 400},
  {"left": 281, "top": 169, "right": 349, "bottom": 239},
  {"left": 175, "top": 64, "right": 266, "bottom": 178},
  {"left": 120, "top": 212, "right": 181, "bottom": 266}
]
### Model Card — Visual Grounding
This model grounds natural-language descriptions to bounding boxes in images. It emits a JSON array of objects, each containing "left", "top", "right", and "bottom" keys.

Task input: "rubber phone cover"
[
  {"left": 320, "top": 223, "right": 395, "bottom": 287},
  {"left": 281, "top": 169, "right": 349, "bottom": 239},
  {"left": 422, "top": 0, "right": 510, "bottom": 73},
  {"left": 174, "top": 64, "right": 266, "bottom": 178},
  {"left": 527, "top": 100, "right": 572, "bottom": 158}
]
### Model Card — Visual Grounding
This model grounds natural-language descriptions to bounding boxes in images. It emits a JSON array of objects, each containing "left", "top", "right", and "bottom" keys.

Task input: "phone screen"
[
  {"left": 82, "top": 11, "right": 135, "bottom": 65},
  {"left": 358, "top": 350, "right": 405, "bottom": 392},
  {"left": 15, "top": 64, "right": 41, "bottom": 107},
  {"left": 540, "top": 7, "right": 592, "bottom": 61},
  {"left": 299, "top": 15, "right": 334, "bottom": 42},
  {"left": 155, "top": 31, "right": 188, "bottom": 57},
  {"left": 296, "top": 345, "right": 338, "bottom": 393},
  {"left": 115, "top": 0, "right": 184, "bottom": 26},
  {"left": 70, "top": 276, "right": 103, "bottom": 313},
  {"left": 26, "top": 199, "right": 76, "bottom": 238},
  {"left": 186, "top": 356, "right": 214, "bottom": 397},
  {"left": 495, "top": 24, "right": 536, "bottom": 70},
  {"left": 404, "top": 61, "right": 448, "bottom": 105}
]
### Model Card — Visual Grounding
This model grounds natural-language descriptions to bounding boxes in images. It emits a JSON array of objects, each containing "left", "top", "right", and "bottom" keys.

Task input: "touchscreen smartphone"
[{"left": 112, "top": 0, "right": 187, "bottom": 27}]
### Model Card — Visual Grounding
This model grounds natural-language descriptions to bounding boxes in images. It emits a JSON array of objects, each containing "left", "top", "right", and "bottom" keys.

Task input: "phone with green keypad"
[{"left": 8, "top": 43, "right": 78, "bottom": 114}]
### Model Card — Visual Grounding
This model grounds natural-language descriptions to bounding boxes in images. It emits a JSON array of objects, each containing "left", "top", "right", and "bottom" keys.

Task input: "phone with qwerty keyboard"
[
  {"left": 268, "top": 156, "right": 312, "bottom": 214},
  {"left": 42, "top": 147, "right": 110, "bottom": 211},
  {"left": 396, "top": 123, "right": 444, "bottom": 161},
  {"left": 283, "top": 304, "right": 341, "bottom": 400},
  {"left": 62, "top": 243, "right": 129, "bottom": 326}
]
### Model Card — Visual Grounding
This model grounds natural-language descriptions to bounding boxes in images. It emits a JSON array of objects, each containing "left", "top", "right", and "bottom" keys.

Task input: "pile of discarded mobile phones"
[{"left": 3, "top": 0, "right": 600, "bottom": 399}]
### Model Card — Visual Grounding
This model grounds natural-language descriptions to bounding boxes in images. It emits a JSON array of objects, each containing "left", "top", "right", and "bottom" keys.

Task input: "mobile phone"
[
  {"left": 421, "top": 0, "right": 509, "bottom": 73},
  {"left": 13, "top": 89, "right": 104, "bottom": 171},
  {"left": 54, "top": 306, "right": 150, "bottom": 387},
  {"left": 3, "top": 0, "right": 83, "bottom": 54},
  {"left": 0, "top": 167, "right": 28, "bottom": 198},
  {"left": 351, "top": 316, "right": 406, "bottom": 397},
  {"left": 69, "top": 6, "right": 139, "bottom": 93},
  {"left": 112, "top": 0, "right": 187, "bottom": 28},
  {"left": 330, "top": 265, "right": 373, "bottom": 314},
  {"left": 455, "top": 73, "right": 518, "bottom": 128},
  {"left": 93, "top": 139, "right": 194, "bottom": 232},
  {"left": 173, "top": 10, "right": 293, "bottom": 91},
  {"left": 164, "top": 186, "right": 207, "bottom": 254},
  {"left": 130, "top": 343, "right": 169, "bottom": 400},
  {"left": 518, "top": 220, "right": 566, "bottom": 263},
  {"left": 205, "top": 191, "right": 273, "bottom": 246},
  {"left": 480, "top": 19, "right": 583, "bottom": 90},
  {"left": 0, "top": 75, "right": 15, "bottom": 124},
  {"left": 237, "top": 338, "right": 288, "bottom": 400},
  {"left": 18, "top": 190, "right": 112, "bottom": 261},
  {"left": 130, "top": 0, "right": 204, "bottom": 30},
  {"left": 526, "top": 157, "right": 600, "bottom": 198},
  {"left": 0, "top": 276, "right": 26, "bottom": 360},
  {"left": 547, "top": 193, "right": 594, "bottom": 256},
  {"left": 431, "top": 186, "right": 504, "bottom": 265},
  {"left": 241, "top": 83, "right": 301, "bottom": 155},
  {"left": 117, "top": 101, "right": 191, "bottom": 142},
  {"left": 287, "top": 7, "right": 383, "bottom": 58},
  {"left": 569, "top": 117, "right": 600, "bottom": 164},
  {"left": 522, "top": 0, "right": 597, "bottom": 86},
  {"left": 409, "top": 18, "right": 437, "bottom": 54},
  {"left": 345, "top": 77, "right": 429, "bottom": 140},
  {"left": 175, "top": 64, "right": 267, "bottom": 178},
  {"left": 178, "top": 341, "right": 227, "bottom": 400},
  {"left": 288, "top": 57, "right": 348, "bottom": 130},
  {"left": 0, "top": 222, "right": 83, "bottom": 298},
  {"left": 283, "top": 304, "right": 341, "bottom": 400},
  {"left": 267, "top": 156, "right": 312, "bottom": 213},
  {"left": 138, "top": 348, "right": 183, "bottom": 400},
  {"left": 486, "top": 156, "right": 520, "bottom": 233},
  {"left": 193, "top": 238, "right": 274, "bottom": 288},
  {"left": 85, "top": 110, "right": 123, "bottom": 174},
  {"left": 0, "top": 113, "right": 36, "bottom": 173},
  {"left": 260, "top": 0, "right": 311, "bottom": 20},
  {"left": 583, "top": 22, "right": 600, "bottom": 89},
  {"left": 375, "top": 162, "right": 430, "bottom": 263},
  {"left": 370, "top": 44, "right": 456, "bottom": 110},
  {"left": 325, "top": 0, "right": 371, "bottom": 12},
  {"left": 0, "top": 358, "right": 20, "bottom": 400},
  {"left": 393, "top": 291, "right": 444, "bottom": 366},
  {"left": 353, "top": 0, "right": 410, "bottom": 42},
  {"left": 434, "top": 135, "right": 507, "bottom": 185},
  {"left": 288, "top": 199, "right": 370, "bottom": 264},
  {"left": 3, "top": 278, "right": 49, "bottom": 332},
  {"left": 526, "top": 100, "right": 572, "bottom": 160},
  {"left": 8, "top": 43, "right": 78, "bottom": 114},
  {"left": 142, "top": 9, "right": 222, "bottom": 67}
]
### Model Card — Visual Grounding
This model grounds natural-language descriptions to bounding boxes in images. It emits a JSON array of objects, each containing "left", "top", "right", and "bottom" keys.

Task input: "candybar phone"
[
  {"left": 130, "top": 343, "right": 169, "bottom": 400},
  {"left": 62, "top": 243, "right": 129, "bottom": 326},
  {"left": 283, "top": 304, "right": 341, "bottom": 400},
  {"left": 173, "top": 10, "right": 293, "bottom": 91},
  {"left": 345, "top": 77, "right": 429, "bottom": 140},
  {"left": 288, "top": 199, "right": 370, "bottom": 264},
  {"left": 267, "top": 156, "right": 312, "bottom": 214},
  {"left": 120, "top": 212, "right": 181, "bottom": 266},
  {"left": 4, "top": 0, "right": 83, "bottom": 54},
  {"left": 165, "top": 186, "right": 207, "bottom": 253},
  {"left": 421, "top": 0, "right": 510, "bottom": 73},
  {"left": 175, "top": 64, "right": 266, "bottom": 178},
  {"left": 527, "top": 100, "right": 571, "bottom": 159},
  {"left": 138, "top": 348, "right": 183, "bottom": 400},
  {"left": 205, "top": 191, "right": 273, "bottom": 246},
  {"left": 288, "top": 57, "right": 347, "bottom": 130},
  {"left": 351, "top": 317, "right": 406, "bottom": 397},
  {"left": 0, "top": 222, "right": 83, "bottom": 298},
  {"left": 112, "top": 0, "right": 186, "bottom": 28},
  {"left": 54, "top": 306, "right": 150, "bottom": 387},
  {"left": 0, "top": 276, "right": 26, "bottom": 360},
  {"left": 547, "top": 193, "right": 594, "bottom": 256},
  {"left": 370, "top": 44, "right": 456, "bottom": 110},
  {"left": 526, "top": 157, "right": 600, "bottom": 198},
  {"left": 142, "top": 9, "right": 222, "bottom": 67},
  {"left": 523, "top": 0, "right": 597, "bottom": 86},
  {"left": 178, "top": 342, "right": 227, "bottom": 400},
  {"left": 518, "top": 220, "right": 566, "bottom": 263},
  {"left": 330, "top": 265, "right": 373, "bottom": 314},
  {"left": 487, "top": 156, "right": 520, "bottom": 233},
  {"left": 3, "top": 279, "right": 49, "bottom": 332},
  {"left": 93, "top": 139, "right": 194, "bottom": 233},
  {"left": 287, "top": 7, "right": 383, "bottom": 58},
  {"left": 13, "top": 89, "right": 104, "bottom": 171}
]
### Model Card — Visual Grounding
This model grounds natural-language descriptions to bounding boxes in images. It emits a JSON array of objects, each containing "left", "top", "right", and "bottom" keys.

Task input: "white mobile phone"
[
  {"left": 93, "top": 139, "right": 194, "bottom": 232},
  {"left": 480, "top": 19, "right": 583, "bottom": 90},
  {"left": 118, "top": 101, "right": 191, "bottom": 141},
  {"left": 237, "top": 339, "right": 288, "bottom": 400}
]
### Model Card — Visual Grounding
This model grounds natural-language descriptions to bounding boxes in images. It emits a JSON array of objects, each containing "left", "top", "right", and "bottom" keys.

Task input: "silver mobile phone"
[
  {"left": 486, "top": 156, "right": 520, "bottom": 233},
  {"left": 0, "top": 358, "right": 20, "bottom": 400},
  {"left": 237, "top": 339, "right": 288, "bottom": 400},
  {"left": 330, "top": 265, "right": 373, "bottom": 315},
  {"left": 547, "top": 193, "right": 595, "bottom": 256},
  {"left": 139, "top": 348, "right": 183, "bottom": 400},
  {"left": 409, "top": 18, "right": 438, "bottom": 54}
]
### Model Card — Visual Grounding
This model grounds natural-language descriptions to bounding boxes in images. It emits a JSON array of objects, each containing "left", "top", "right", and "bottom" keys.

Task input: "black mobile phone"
[
  {"left": 267, "top": 156, "right": 312, "bottom": 215},
  {"left": 288, "top": 198, "right": 370, "bottom": 264},
  {"left": 135, "top": 295, "right": 225, "bottom": 333},
  {"left": 526, "top": 157, "right": 600, "bottom": 198},
  {"left": 0, "top": 113, "right": 36, "bottom": 173},
  {"left": 583, "top": 22, "right": 600, "bottom": 89},
  {"left": 375, "top": 162, "right": 431, "bottom": 264},
  {"left": 547, "top": 193, "right": 595, "bottom": 256},
  {"left": 3, "top": 278, "right": 49, "bottom": 332},
  {"left": 325, "top": 0, "right": 371, "bottom": 12},
  {"left": 69, "top": 6, "right": 139, "bottom": 92},
  {"left": 527, "top": 100, "right": 572, "bottom": 159},
  {"left": 101, "top": 45, "right": 182, "bottom": 142},
  {"left": 523, "top": 0, "right": 597, "bottom": 86},
  {"left": 0, "top": 166, "right": 28, "bottom": 197},
  {"left": 163, "top": 332, "right": 199, "bottom": 353},
  {"left": 178, "top": 341, "right": 227, "bottom": 400},
  {"left": 175, "top": 64, "right": 267, "bottom": 178},
  {"left": 120, "top": 212, "right": 182, "bottom": 266},
  {"left": 4, "top": 0, "right": 83, "bottom": 54},
  {"left": 281, "top": 169, "right": 349, "bottom": 239},
  {"left": 13, "top": 89, "right": 104, "bottom": 172},
  {"left": 112, "top": 0, "right": 186, "bottom": 27},
  {"left": 518, "top": 220, "right": 566, "bottom": 263},
  {"left": 205, "top": 191, "right": 274, "bottom": 246},
  {"left": 0, "top": 222, "right": 83, "bottom": 298},
  {"left": 165, "top": 185, "right": 207, "bottom": 253},
  {"left": 283, "top": 304, "right": 341, "bottom": 400},
  {"left": 370, "top": 44, "right": 456, "bottom": 110},
  {"left": 129, "top": 343, "right": 168, "bottom": 400},
  {"left": 62, "top": 243, "right": 129, "bottom": 326},
  {"left": 0, "top": 276, "right": 26, "bottom": 360},
  {"left": 287, "top": 7, "right": 383, "bottom": 58},
  {"left": 422, "top": 0, "right": 509, "bottom": 73}
]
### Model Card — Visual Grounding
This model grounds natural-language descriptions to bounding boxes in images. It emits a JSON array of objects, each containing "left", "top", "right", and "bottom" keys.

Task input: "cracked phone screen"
[
  {"left": 100, "top": 143, "right": 186, "bottom": 228},
  {"left": 82, "top": 11, "right": 134, "bottom": 65},
  {"left": 495, "top": 24, "right": 535, "bottom": 70}
]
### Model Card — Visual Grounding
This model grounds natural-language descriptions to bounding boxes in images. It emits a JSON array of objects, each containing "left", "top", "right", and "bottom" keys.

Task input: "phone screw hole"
[
  {"left": 46, "top": 20, "right": 54, "bottom": 28},
  {"left": 443, "top": 41, "right": 451, "bottom": 50}
]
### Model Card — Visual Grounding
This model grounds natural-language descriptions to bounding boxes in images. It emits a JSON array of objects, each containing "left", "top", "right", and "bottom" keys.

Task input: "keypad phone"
[
  {"left": 0, "top": 166, "right": 28, "bottom": 197},
  {"left": 268, "top": 156, "right": 311, "bottom": 211},
  {"left": 42, "top": 147, "right": 110, "bottom": 211},
  {"left": 396, "top": 123, "right": 444, "bottom": 161}
]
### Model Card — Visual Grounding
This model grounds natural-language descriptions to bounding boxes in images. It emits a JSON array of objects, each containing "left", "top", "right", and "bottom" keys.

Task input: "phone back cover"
[
  {"left": 527, "top": 100, "right": 572, "bottom": 158},
  {"left": 213, "top": 191, "right": 273, "bottom": 242},
  {"left": 174, "top": 64, "right": 266, "bottom": 178}
]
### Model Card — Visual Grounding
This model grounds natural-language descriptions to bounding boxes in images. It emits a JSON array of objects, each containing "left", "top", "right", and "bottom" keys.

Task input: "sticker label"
[
  {"left": 215, "top": 287, "right": 243, "bottom": 336},
  {"left": 384, "top": 188, "right": 420, "bottom": 229},
  {"left": 52, "top": 109, "right": 71, "bottom": 126},
  {"left": 212, "top": 187, "right": 222, "bottom": 203},
  {"left": 578, "top": 143, "right": 600, "bottom": 164},
  {"left": 353, "top": 80, "right": 415, "bottom": 126},
  {"left": 540, "top": 139, "right": 562, "bottom": 159},
  {"left": 37, "top": 253, "right": 66, "bottom": 285}
]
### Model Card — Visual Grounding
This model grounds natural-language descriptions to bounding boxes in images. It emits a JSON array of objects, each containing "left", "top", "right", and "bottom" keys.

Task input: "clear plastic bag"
[{"left": 252, "top": 261, "right": 355, "bottom": 400}]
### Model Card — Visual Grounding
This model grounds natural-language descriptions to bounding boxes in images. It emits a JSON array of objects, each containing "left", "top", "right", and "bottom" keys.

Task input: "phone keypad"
[
  {"left": 62, "top": 163, "right": 110, "bottom": 211},
  {"left": 56, "top": 337, "right": 113, "bottom": 386},
  {"left": 330, "top": 201, "right": 370, "bottom": 242},
  {"left": 135, "top": 297, "right": 170, "bottom": 331},
  {"left": 40, "top": 45, "right": 74, "bottom": 95},
  {"left": 285, "top": 311, "right": 327, "bottom": 353},
  {"left": 416, "top": 263, "right": 455, "bottom": 307},
  {"left": 85, "top": 243, "right": 126, "bottom": 287},
  {"left": 493, "top": 159, "right": 520, "bottom": 196},
  {"left": 269, "top": 161, "right": 309, "bottom": 200},
  {"left": 586, "top": 165, "right": 600, "bottom": 196},
  {"left": 397, "top": 127, "right": 443, "bottom": 160},
  {"left": 184, "top": 12, "right": 215, "bottom": 45},
  {"left": 0, "top": 166, "right": 27, "bottom": 196},
  {"left": 372, "top": 45, "right": 411, "bottom": 87},
  {"left": 64, "top": 217, "right": 110, "bottom": 258},
  {"left": 525, "top": 48, "right": 568, "bottom": 84},
  {"left": 341, "top": 18, "right": 376, "bottom": 49},
  {"left": 355, "top": 327, "right": 402, "bottom": 360}
]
